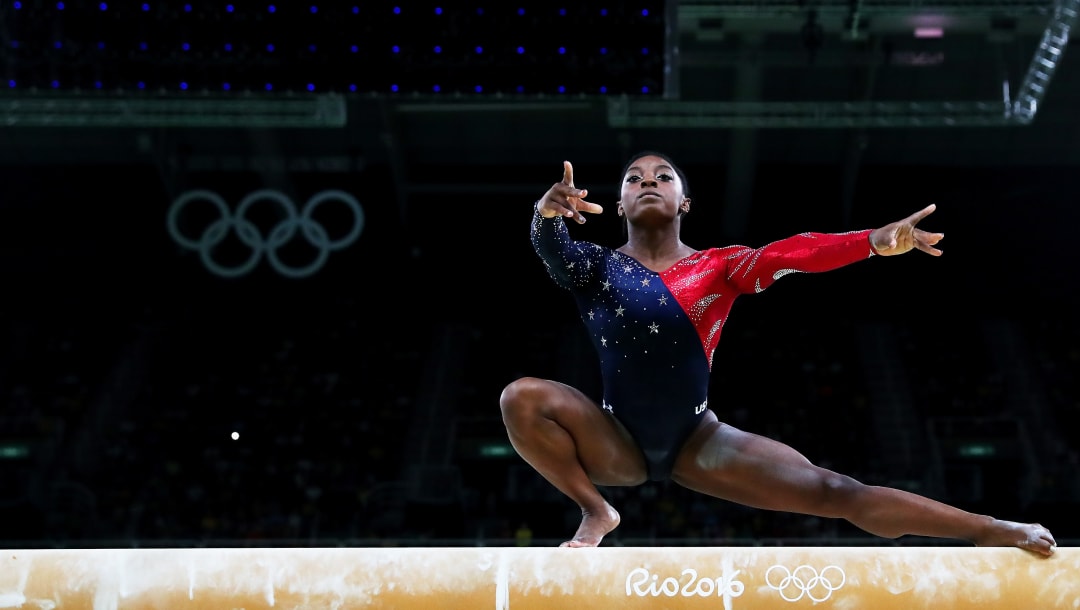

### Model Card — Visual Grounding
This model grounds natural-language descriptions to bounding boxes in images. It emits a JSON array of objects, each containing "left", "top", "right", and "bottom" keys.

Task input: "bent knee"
[{"left": 499, "top": 376, "right": 554, "bottom": 419}]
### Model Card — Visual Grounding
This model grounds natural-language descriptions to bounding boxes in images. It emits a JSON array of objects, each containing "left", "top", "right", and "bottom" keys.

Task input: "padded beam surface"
[{"left": 0, "top": 546, "right": 1075, "bottom": 609}]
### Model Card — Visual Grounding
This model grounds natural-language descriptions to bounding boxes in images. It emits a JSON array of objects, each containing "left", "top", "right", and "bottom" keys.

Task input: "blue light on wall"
[{"left": 2, "top": 2, "right": 665, "bottom": 95}]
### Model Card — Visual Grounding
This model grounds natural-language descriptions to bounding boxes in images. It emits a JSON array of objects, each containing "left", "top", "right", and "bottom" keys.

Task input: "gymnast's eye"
[
  {"left": 626, "top": 175, "right": 642, "bottom": 183},
  {"left": 658, "top": 173, "right": 673, "bottom": 181}
]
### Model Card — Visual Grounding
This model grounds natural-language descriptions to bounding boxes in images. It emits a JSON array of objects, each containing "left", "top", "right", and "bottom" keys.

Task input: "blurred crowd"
[{"left": 2, "top": 292, "right": 1079, "bottom": 547}]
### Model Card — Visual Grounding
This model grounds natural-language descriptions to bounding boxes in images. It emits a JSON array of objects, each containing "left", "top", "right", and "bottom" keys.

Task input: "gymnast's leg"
[
  {"left": 671, "top": 411, "right": 1057, "bottom": 556},
  {"left": 499, "top": 377, "right": 647, "bottom": 546}
]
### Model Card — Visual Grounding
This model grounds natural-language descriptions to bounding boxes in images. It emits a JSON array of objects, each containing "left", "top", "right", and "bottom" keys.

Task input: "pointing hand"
[{"left": 536, "top": 161, "right": 604, "bottom": 224}]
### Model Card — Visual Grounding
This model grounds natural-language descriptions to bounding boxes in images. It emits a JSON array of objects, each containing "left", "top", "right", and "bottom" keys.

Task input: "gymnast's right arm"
[{"left": 531, "top": 161, "right": 606, "bottom": 289}]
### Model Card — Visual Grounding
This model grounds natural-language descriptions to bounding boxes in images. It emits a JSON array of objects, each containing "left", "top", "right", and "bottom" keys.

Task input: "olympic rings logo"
[
  {"left": 765, "top": 564, "right": 846, "bottom": 603},
  {"left": 167, "top": 188, "right": 365, "bottom": 279}
]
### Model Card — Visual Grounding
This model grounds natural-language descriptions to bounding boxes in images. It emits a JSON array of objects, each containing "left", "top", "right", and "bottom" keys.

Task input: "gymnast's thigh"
[
  {"left": 669, "top": 412, "right": 839, "bottom": 512},
  {"left": 501, "top": 377, "right": 647, "bottom": 486}
]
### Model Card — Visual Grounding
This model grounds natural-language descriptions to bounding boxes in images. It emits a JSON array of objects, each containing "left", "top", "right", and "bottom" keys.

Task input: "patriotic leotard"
[{"left": 531, "top": 209, "right": 876, "bottom": 480}]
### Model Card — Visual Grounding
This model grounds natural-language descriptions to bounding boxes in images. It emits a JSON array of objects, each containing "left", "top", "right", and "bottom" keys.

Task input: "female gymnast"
[{"left": 499, "top": 151, "right": 1057, "bottom": 555}]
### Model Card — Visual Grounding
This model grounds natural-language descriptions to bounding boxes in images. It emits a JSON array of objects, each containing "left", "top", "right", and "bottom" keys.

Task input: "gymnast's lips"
[{"left": 637, "top": 191, "right": 662, "bottom": 199}]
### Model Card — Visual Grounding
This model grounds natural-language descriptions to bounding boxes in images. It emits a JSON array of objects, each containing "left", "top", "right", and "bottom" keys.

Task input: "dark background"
[{"left": 1, "top": 0, "right": 1078, "bottom": 547}]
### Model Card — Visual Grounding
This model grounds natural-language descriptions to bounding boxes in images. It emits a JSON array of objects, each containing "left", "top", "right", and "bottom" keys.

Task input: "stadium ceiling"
[
  {"left": 2, "top": 0, "right": 1075, "bottom": 130},
  {"left": 610, "top": 0, "right": 1079, "bottom": 127},
  {"left": 0, "top": 0, "right": 1078, "bottom": 173}
]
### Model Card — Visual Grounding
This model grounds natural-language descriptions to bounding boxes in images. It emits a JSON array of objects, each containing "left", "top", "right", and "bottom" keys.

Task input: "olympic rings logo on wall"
[
  {"left": 765, "top": 564, "right": 846, "bottom": 602},
  {"left": 167, "top": 188, "right": 365, "bottom": 279}
]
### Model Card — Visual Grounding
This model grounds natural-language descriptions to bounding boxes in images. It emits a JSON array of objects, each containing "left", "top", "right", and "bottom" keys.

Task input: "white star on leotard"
[
  {"left": 602, "top": 280, "right": 611, "bottom": 291},
  {"left": 623, "top": 265, "right": 632, "bottom": 273},
  {"left": 588, "top": 310, "right": 595, "bottom": 320},
  {"left": 641, "top": 277, "right": 651, "bottom": 287},
  {"left": 615, "top": 306, "right": 625, "bottom": 317},
  {"left": 658, "top": 295, "right": 668, "bottom": 305},
  {"left": 648, "top": 322, "right": 659, "bottom": 334},
  {"left": 601, "top": 336, "right": 607, "bottom": 346}
]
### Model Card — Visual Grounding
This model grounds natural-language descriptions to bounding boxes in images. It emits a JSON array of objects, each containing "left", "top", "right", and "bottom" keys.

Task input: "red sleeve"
[{"left": 720, "top": 229, "right": 875, "bottom": 294}]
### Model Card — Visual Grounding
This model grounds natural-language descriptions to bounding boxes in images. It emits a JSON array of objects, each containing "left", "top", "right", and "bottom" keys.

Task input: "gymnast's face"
[{"left": 617, "top": 155, "right": 690, "bottom": 221}]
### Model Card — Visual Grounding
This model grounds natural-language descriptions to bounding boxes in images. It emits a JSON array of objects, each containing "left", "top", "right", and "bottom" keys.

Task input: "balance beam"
[{"left": 0, "top": 546, "right": 1074, "bottom": 609}]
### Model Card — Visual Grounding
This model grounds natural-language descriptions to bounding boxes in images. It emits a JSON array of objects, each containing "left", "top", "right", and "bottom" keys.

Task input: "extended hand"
[
  {"left": 870, "top": 204, "right": 944, "bottom": 256},
  {"left": 537, "top": 160, "right": 604, "bottom": 224}
]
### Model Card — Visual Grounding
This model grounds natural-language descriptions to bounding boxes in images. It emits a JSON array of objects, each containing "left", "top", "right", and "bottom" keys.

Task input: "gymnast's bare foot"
[
  {"left": 561, "top": 503, "right": 620, "bottom": 547},
  {"left": 975, "top": 520, "right": 1057, "bottom": 557}
]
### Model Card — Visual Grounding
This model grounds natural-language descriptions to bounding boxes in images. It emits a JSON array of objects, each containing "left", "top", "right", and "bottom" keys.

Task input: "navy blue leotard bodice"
[{"left": 531, "top": 209, "right": 874, "bottom": 480}]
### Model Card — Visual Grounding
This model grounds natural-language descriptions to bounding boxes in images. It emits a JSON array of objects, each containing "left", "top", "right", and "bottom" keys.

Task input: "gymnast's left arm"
[{"left": 720, "top": 204, "right": 943, "bottom": 294}]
